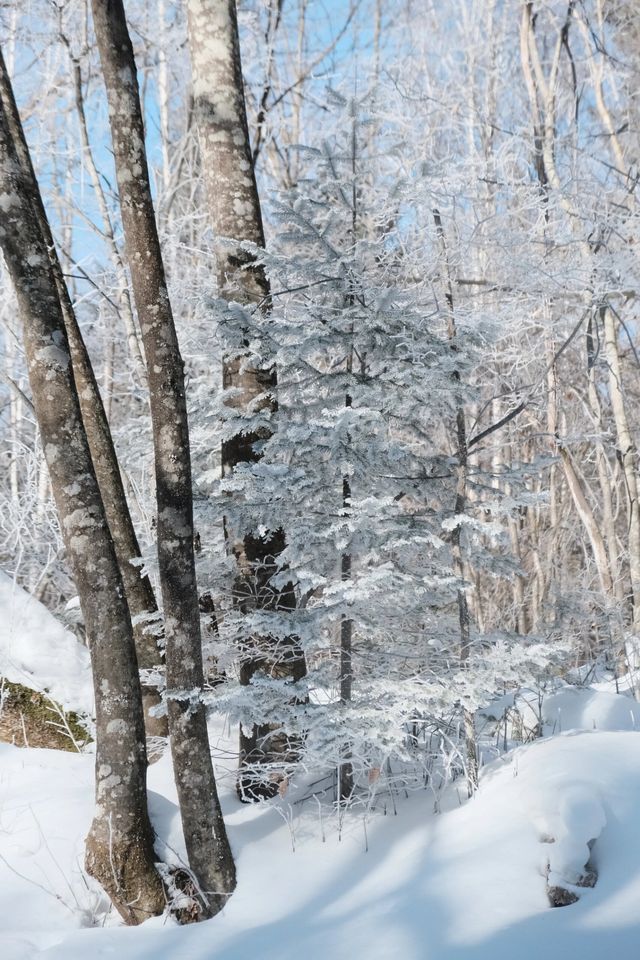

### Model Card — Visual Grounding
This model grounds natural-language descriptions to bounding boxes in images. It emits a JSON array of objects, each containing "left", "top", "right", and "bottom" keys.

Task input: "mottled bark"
[
  {"left": 0, "top": 69, "right": 163, "bottom": 924},
  {"left": 61, "top": 39, "right": 147, "bottom": 383},
  {"left": 90, "top": 0, "right": 234, "bottom": 914},
  {"left": 186, "top": 0, "right": 306, "bottom": 799},
  {"left": 187, "top": 0, "right": 268, "bottom": 300},
  {"left": 0, "top": 50, "right": 165, "bottom": 738}
]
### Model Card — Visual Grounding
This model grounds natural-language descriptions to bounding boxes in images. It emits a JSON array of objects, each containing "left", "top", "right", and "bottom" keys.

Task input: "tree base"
[{"left": 85, "top": 820, "right": 165, "bottom": 924}]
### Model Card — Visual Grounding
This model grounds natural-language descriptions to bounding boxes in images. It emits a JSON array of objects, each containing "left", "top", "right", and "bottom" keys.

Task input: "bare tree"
[
  {"left": 519, "top": 0, "right": 638, "bottom": 665},
  {"left": 90, "top": 0, "right": 235, "bottom": 915},
  {"left": 0, "top": 47, "right": 163, "bottom": 924}
]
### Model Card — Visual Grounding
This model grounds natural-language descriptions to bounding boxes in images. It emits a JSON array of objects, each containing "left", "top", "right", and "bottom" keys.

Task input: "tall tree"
[
  {"left": 0, "top": 48, "right": 163, "bottom": 924},
  {"left": 90, "top": 0, "right": 235, "bottom": 915},
  {"left": 186, "top": 0, "right": 306, "bottom": 801}
]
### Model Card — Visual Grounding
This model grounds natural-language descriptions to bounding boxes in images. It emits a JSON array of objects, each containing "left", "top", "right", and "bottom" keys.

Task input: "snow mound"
[
  {"left": 542, "top": 686, "right": 640, "bottom": 734},
  {"left": 482, "top": 683, "right": 640, "bottom": 739},
  {"left": 0, "top": 572, "right": 93, "bottom": 715}
]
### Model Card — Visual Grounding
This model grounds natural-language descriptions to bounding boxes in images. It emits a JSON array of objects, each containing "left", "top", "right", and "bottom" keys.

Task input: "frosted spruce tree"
[{"left": 200, "top": 93, "right": 560, "bottom": 799}]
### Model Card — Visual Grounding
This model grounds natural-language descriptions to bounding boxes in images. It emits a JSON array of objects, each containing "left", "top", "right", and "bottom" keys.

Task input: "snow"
[
  {"left": 480, "top": 681, "right": 640, "bottom": 739},
  {"left": 0, "top": 572, "right": 93, "bottom": 715},
  {"left": 2, "top": 590, "right": 640, "bottom": 960},
  {"left": 542, "top": 685, "right": 640, "bottom": 734},
  {"left": 2, "top": 696, "right": 640, "bottom": 959}
]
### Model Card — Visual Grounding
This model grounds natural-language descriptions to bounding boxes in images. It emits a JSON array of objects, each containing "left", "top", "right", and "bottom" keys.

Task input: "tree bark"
[
  {"left": 0, "top": 64, "right": 163, "bottom": 924},
  {"left": 61, "top": 38, "right": 147, "bottom": 383},
  {"left": 91, "top": 0, "right": 235, "bottom": 915},
  {"left": 186, "top": 0, "right": 306, "bottom": 800},
  {"left": 0, "top": 48, "right": 166, "bottom": 738}
]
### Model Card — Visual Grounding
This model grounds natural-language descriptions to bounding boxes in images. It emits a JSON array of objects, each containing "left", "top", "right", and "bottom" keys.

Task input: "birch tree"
[{"left": 520, "top": 1, "right": 639, "bottom": 664}]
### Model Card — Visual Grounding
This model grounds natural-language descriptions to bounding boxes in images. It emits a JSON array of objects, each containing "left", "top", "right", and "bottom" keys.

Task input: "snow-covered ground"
[
  {"left": 3, "top": 583, "right": 640, "bottom": 959},
  {"left": 2, "top": 721, "right": 640, "bottom": 959}
]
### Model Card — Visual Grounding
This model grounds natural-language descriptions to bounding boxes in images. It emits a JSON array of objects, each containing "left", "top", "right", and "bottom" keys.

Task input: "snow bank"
[
  {"left": 0, "top": 572, "right": 93, "bottom": 715},
  {"left": 482, "top": 682, "right": 640, "bottom": 740},
  {"left": 542, "top": 685, "right": 640, "bottom": 734}
]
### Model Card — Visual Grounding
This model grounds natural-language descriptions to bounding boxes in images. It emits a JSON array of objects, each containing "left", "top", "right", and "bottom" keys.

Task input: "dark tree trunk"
[
  {"left": 0, "top": 51, "right": 166, "bottom": 739},
  {"left": 339, "top": 377, "right": 354, "bottom": 803},
  {"left": 90, "top": 0, "right": 235, "bottom": 915},
  {"left": 338, "top": 540, "right": 354, "bottom": 803},
  {"left": 0, "top": 56, "right": 163, "bottom": 924},
  {"left": 186, "top": 0, "right": 306, "bottom": 801}
]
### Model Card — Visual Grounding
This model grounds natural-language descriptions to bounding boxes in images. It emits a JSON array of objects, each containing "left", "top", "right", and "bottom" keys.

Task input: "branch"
[{"left": 468, "top": 308, "right": 588, "bottom": 449}]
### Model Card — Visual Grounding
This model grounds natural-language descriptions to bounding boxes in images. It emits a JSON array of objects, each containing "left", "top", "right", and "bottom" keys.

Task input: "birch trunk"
[
  {"left": 186, "top": 0, "right": 306, "bottom": 800},
  {"left": 586, "top": 310, "right": 626, "bottom": 607},
  {"left": 603, "top": 306, "right": 640, "bottom": 626},
  {"left": 0, "top": 49, "right": 165, "bottom": 738},
  {"left": 90, "top": 0, "right": 235, "bottom": 915},
  {"left": 0, "top": 71, "right": 163, "bottom": 924}
]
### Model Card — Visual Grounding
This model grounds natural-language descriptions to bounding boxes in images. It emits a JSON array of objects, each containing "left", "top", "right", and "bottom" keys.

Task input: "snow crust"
[{"left": 0, "top": 572, "right": 93, "bottom": 715}]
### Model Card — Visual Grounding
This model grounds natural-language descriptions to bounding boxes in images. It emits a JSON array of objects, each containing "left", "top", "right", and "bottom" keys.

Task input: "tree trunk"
[
  {"left": 186, "top": 0, "right": 306, "bottom": 800},
  {"left": 433, "top": 208, "right": 478, "bottom": 793},
  {"left": 91, "top": 0, "right": 235, "bottom": 915},
  {"left": 0, "top": 66, "right": 163, "bottom": 924},
  {"left": 522, "top": 8, "right": 626, "bottom": 667},
  {"left": 0, "top": 49, "right": 166, "bottom": 739},
  {"left": 339, "top": 437, "right": 354, "bottom": 803},
  {"left": 547, "top": 340, "right": 625, "bottom": 666},
  {"left": 61, "top": 39, "right": 147, "bottom": 383},
  {"left": 603, "top": 306, "right": 640, "bottom": 626},
  {"left": 586, "top": 311, "right": 625, "bottom": 607}
]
